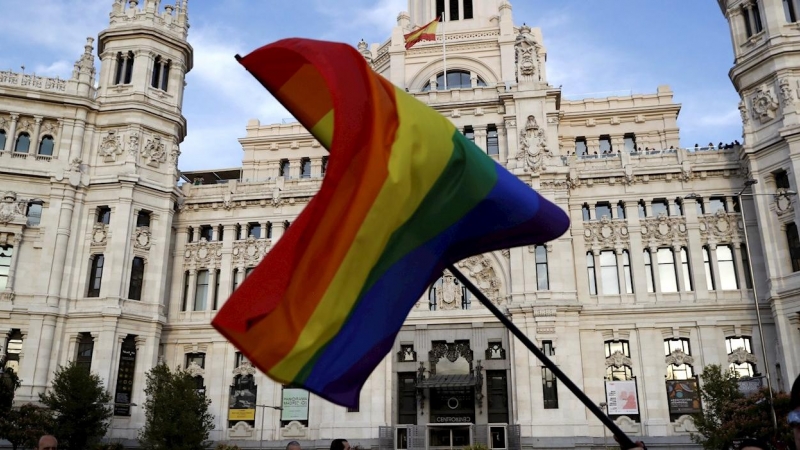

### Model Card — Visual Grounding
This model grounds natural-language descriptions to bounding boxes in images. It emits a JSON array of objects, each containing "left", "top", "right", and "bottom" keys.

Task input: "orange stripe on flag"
[{"left": 276, "top": 64, "right": 333, "bottom": 128}]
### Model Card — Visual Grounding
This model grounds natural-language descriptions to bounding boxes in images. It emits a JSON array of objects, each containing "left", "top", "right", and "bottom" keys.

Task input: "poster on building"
[
  {"left": 228, "top": 374, "right": 257, "bottom": 422},
  {"left": 737, "top": 377, "right": 763, "bottom": 397},
  {"left": 114, "top": 337, "right": 137, "bottom": 416},
  {"left": 665, "top": 379, "right": 702, "bottom": 414},
  {"left": 281, "top": 388, "right": 310, "bottom": 421},
  {"left": 605, "top": 380, "right": 639, "bottom": 415}
]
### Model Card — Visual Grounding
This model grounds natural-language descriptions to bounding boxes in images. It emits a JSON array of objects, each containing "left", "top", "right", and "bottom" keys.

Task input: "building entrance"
[{"left": 428, "top": 425, "right": 471, "bottom": 450}]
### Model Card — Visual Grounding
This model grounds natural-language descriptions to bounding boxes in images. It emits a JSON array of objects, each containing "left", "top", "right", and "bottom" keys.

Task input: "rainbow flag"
[
  {"left": 212, "top": 38, "right": 570, "bottom": 408},
  {"left": 404, "top": 17, "right": 440, "bottom": 49}
]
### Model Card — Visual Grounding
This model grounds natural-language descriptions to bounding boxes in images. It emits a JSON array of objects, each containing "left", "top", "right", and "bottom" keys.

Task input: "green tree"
[
  {"left": 0, "top": 366, "right": 21, "bottom": 413},
  {"left": 39, "top": 361, "right": 112, "bottom": 450},
  {"left": 1, "top": 403, "right": 55, "bottom": 450},
  {"left": 691, "top": 364, "right": 793, "bottom": 449},
  {"left": 138, "top": 364, "right": 214, "bottom": 450}
]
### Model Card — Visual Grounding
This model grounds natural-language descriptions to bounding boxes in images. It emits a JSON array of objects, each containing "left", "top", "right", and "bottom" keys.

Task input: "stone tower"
[{"left": 719, "top": 0, "right": 800, "bottom": 387}]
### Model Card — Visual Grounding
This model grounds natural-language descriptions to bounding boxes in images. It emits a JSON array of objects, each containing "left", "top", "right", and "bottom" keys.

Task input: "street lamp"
[
  {"left": 256, "top": 404, "right": 282, "bottom": 450},
  {"left": 599, "top": 402, "right": 609, "bottom": 450},
  {"left": 686, "top": 181, "right": 797, "bottom": 432}
]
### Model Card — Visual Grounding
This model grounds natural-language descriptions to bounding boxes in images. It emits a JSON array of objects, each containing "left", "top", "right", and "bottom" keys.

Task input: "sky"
[{"left": 0, "top": 1, "right": 740, "bottom": 171}]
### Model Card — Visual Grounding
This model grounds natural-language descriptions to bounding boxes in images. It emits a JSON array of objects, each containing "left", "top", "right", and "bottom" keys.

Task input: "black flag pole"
[{"left": 447, "top": 264, "right": 637, "bottom": 450}]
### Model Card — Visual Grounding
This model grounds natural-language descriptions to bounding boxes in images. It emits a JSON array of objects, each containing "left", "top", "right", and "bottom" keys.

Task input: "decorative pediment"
[
  {"left": 641, "top": 214, "right": 688, "bottom": 248},
  {"left": 665, "top": 349, "right": 694, "bottom": 366},
  {"left": 606, "top": 350, "right": 633, "bottom": 368},
  {"left": 728, "top": 347, "right": 757, "bottom": 365},
  {"left": 698, "top": 211, "right": 743, "bottom": 245},
  {"left": 186, "top": 361, "right": 205, "bottom": 377},
  {"left": 232, "top": 235, "right": 269, "bottom": 266},
  {"left": 232, "top": 361, "right": 256, "bottom": 377},
  {"left": 184, "top": 238, "right": 223, "bottom": 268},
  {"left": 584, "top": 216, "right": 630, "bottom": 249}
]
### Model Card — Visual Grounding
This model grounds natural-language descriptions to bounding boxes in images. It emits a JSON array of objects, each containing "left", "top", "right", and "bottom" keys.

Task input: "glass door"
[{"left": 428, "top": 425, "right": 471, "bottom": 450}]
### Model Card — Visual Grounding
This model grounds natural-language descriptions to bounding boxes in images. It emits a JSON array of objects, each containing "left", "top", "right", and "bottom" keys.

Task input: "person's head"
[
  {"left": 330, "top": 439, "right": 350, "bottom": 450},
  {"left": 36, "top": 435, "right": 57, "bottom": 450},
  {"left": 789, "top": 374, "right": 800, "bottom": 450},
  {"left": 287, "top": 441, "right": 302, "bottom": 450},
  {"left": 737, "top": 438, "right": 770, "bottom": 450}
]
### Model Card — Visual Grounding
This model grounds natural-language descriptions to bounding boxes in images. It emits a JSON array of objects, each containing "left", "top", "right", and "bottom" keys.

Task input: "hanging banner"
[
  {"left": 228, "top": 374, "right": 257, "bottom": 422},
  {"left": 665, "top": 379, "right": 702, "bottom": 414},
  {"left": 114, "top": 337, "right": 137, "bottom": 416},
  {"left": 605, "top": 380, "right": 639, "bottom": 415},
  {"left": 281, "top": 388, "right": 310, "bottom": 421}
]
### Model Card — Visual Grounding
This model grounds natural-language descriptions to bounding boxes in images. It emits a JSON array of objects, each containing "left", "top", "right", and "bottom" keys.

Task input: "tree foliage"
[
  {"left": 0, "top": 403, "right": 55, "bottom": 450},
  {"left": 691, "top": 364, "right": 793, "bottom": 450},
  {"left": 39, "top": 361, "right": 112, "bottom": 450},
  {"left": 138, "top": 364, "right": 214, "bottom": 450}
]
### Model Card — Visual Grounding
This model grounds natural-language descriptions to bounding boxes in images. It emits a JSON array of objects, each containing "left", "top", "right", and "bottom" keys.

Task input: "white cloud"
[
  {"left": 33, "top": 61, "right": 73, "bottom": 78},
  {"left": 314, "top": 0, "right": 405, "bottom": 41},
  {"left": 0, "top": 0, "right": 108, "bottom": 54}
]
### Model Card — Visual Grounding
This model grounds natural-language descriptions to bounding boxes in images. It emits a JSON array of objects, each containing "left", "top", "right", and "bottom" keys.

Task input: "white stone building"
[{"left": 1, "top": 0, "right": 800, "bottom": 448}]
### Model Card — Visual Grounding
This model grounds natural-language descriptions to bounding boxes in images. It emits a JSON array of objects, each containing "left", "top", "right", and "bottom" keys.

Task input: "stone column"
[
  {"left": 47, "top": 184, "right": 76, "bottom": 303},
  {"left": 5, "top": 113, "right": 18, "bottom": 152},
  {"left": 497, "top": 126, "right": 508, "bottom": 162},
  {"left": 708, "top": 244, "right": 721, "bottom": 291},
  {"left": 185, "top": 269, "right": 197, "bottom": 312},
  {"left": 5, "top": 234, "right": 22, "bottom": 292},
  {"left": 30, "top": 116, "right": 42, "bottom": 155},
  {"left": 592, "top": 249, "right": 603, "bottom": 296},
  {"left": 272, "top": 221, "right": 286, "bottom": 244},
  {"left": 238, "top": 225, "right": 247, "bottom": 240},
  {"left": 615, "top": 249, "right": 626, "bottom": 295},
  {"left": 211, "top": 226, "right": 219, "bottom": 242},
  {"left": 207, "top": 268, "right": 217, "bottom": 311},
  {"left": 68, "top": 109, "right": 87, "bottom": 161},
  {"left": 31, "top": 315, "right": 57, "bottom": 395},
  {"left": 673, "top": 246, "right": 686, "bottom": 292},
  {"left": 649, "top": 246, "right": 662, "bottom": 293},
  {"left": 732, "top": 243, "right": 749, "bottom": 292}
]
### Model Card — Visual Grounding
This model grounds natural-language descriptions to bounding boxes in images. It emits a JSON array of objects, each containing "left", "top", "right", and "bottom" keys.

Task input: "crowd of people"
[{"left": 23, "top": 374, "right": 800, "bottom": 450}]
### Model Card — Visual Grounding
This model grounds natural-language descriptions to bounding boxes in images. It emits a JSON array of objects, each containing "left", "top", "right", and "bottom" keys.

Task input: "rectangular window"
[
  {"left": 582, "top": 204, "right": 591, "bottom": 221},
  {"left": 696, "top": 198, "right": 705, "bottom": 215},
  {"left": 753, "top": 2, "right": 764, "bottom": 33},
  {"left": 185, "top": 352, "right": 206, "bottom": 394},
  {"left": 0, "top": 246, "right": 12, "bottom": 291},
  {"left": 785, "top": 0, "right": 797, "bottom": 23},
  {"left": 651, "top": 199, "right": 669, "bottom": 217},
  {"left": 486, "top": 125, "right": 499, "bottom": 156},
  {"left": 727, "top": 336, "right": 756, "bottom": 377},
  {"left": 638, "top": 200, "right": 647, "bottom": 218},
  {"left": 717, "top": 245, "right": 739, "bottom": 290},
  {"left": 487, "top": 370, "right": 509, "bottom": 423},
  {"left": 212, "top": 268, "right": 220, "bottom": 310},
  {"left": 605, "top": 340, "right": 632, "bottom": 380},
  {"left": 595, "top": 202, "right": 612, "bottom": 220},
  {"left": 463, "top": 0, "right": 474, "bottom": 19},
  {"left": 76, "top": 333, "right": 94, "bottom": 373},
  {"left": 248, "top": 222, "right": 261, "bottom": 239},
  {"left": 709, "top": 197, "right": 727, "bottom": 213},
  {"left": 743, "top": 7, "right": 753, "bottom": 37},
  {"left": 535, "top": 245, "right": 548, "bottom": 290},
  {"left": 194, "top": 270, "right": 208, "bottom": 311},
  {"left": 599, "top": 135, "right": 612, "bottom": 154},
  {"left": 436, "top": 0, "right": 445, "bottom": 20},
  {"left": 128, "top": 256, "right": 145, "bottom": 300},
  {"left": 463, "top": 125, "right": 475, "bottom": 142},
  {"left": 600, "top": 250, "right": 619, "bottom": 295},
  {"left": 644, "top": 250, "right": 655, "bottom": 293},
  {"left": 587, "top": 253, "right": 597, "bottom": 295},
  {"left": 136, "top": 210, "right": 151, "bottom": 228},
  {"left": 200, "top": 225, "right": 213, "bottom": 241},
  {"left": 26, "top": 202, "right": 42, "bottom": 226},
  {"left": 182, "top": 270, "right": 190, "bottom": 311},
  {"left": 321, "top": 156, "right": 328, "bottom": 176},
  {"left": 775, "top": 169, "right": 791, "bottom": 189},
  {"left": 300, "top": 157, "right": 311, "bottom": 178},
  {"left": 398, "top": 372, "right": 417, "bottom": 424},
  {"left": 622, "top": 250, "right": 633, "bottom": 294},
  {"left": 616, "top": 201, "right": 626, "bottom": 219},
  {"left": 741, "top": 244, "right": 753, "bottom": 288},
  {"left": 704, "top": 246, "right": 716, "bottom": 290},
  {"left": 658, "top": 248, "right": 678, "bottom": 293},
  {"left": 664, "top": 338, "right": 694, "bottom": 380},
  {"left": 87, "top": 254, "right": 105, "bottom": 297},
  {"left": 449, "top": 0, "right": 459, "bottom": 20},
  {"left": 217, "top": 225, "right": 224, "bottom": 242},
  {"left": 97, "top": 206, "right": 111, "bottom": 225},
  {"left": 279, "top": 159, "right": 290, "bottom": 178},
  {"left": 575, "top": 137, "right": 587, "bottom": 156},
  {"left": 623, "top": 133, "right": 636, "bottom": 153},
  {"left": 787, "top": 223, "right": 800, "bottom": 272},
  {"left": 541, "top": 341, "right": 558, "bottom": 409},
  {"left": 681, "top": 248, "right": 693, "bottom": 291}
]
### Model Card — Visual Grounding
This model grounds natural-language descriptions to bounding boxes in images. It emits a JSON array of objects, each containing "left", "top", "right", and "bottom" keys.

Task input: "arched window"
[
  {"left": 38, "top": 135, "right": 54, "bottom": 156},
  {"left": 14, "top": 133, "right": 30, "bottom": 153},
  {"left": 422, "top": 70, "right": 487, "bottom": 91},
  {"left": 0, "top": 130, "right": 6, "bottom": 150},
  {"left": 428, "top": 271, "right": 471, "bottom": 310},
  {"left": 726, "top": 336, "right": 757, "bottom": 377},
  {"left": 665, "top": 338, "right": 694, "bottom": 380},
  {"left": 605, "top": 340, "right": 633, "bottom": 380}
]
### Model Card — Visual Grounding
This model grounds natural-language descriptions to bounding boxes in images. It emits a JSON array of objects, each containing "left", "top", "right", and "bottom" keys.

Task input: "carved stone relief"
[
  {"left": 232, "top": 235, "right": 269, "bottom": 267},
  {"left": 738, "top": 100, "right": 749, "bottom": 127},
  {"left": 186, "top": 361, "right": 205, "bottom": 377},
  {"left": 516, "top": 115, "right": 550, "bottom": 173},
  {"left": 99, "top": 130, "right": 123, "bottom": 162},
  {"left": 640, "top": 214, "right": 688, "bottom": 248},
  {"left": 134, "top": 227, "right": 151, "bottom": 250},
  {"left": 728, "top": 347, "right": 758, "bottom": 365},
  {"left": 0, "top": 192, "right": 25, "bottom": 225},
  {"left": 698, "top": 211, "right": 743, "bottom": 245},
  {"left": 665, "top": 349, "right": 694, "bottom": 366},
  {"left": 606, "top": 351, "right": 633, "bottom": 369},
  {"left": 141, "top": 135, "right": 167, "bottom": 167},
  {"left": 184, "top": 238, "right": 223, "bottom": 268},
  {"left": 434, "top": 270, "right": 464, "bottom": 311},
  {"left": 583, "top": 216, "right": 630, "bottom": 249},
  {"left": 779, "top": 78, "right": 794, "bottom": 108},
  {"left": 232, "top": 361, "right": 257, "bottom": 377},
  {"left": 455, "top": 254, "right": 503, "bottom": 305},
  {"left": 429, "top": 341, "right": 473, "bottom": 375},
  {"left": 751, "top": 88, "right": 779, "bottom": 123},
  {"left": 91, "top": 224, "right": 109, "bottom": 247},
  {"left": 514, "top": 24, "right": 541, "bottom": 83},
  {"left": 127, "top": 132, "right": 140, "bottom": 156}
]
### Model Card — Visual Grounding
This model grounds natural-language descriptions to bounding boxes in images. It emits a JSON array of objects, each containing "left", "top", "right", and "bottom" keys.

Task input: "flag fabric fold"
[
  {"left": 212, "top": 38, "right": 570, "bottom": 408},
  {"left": 403, "top": 17, "right": 440, "bottom": 49}
]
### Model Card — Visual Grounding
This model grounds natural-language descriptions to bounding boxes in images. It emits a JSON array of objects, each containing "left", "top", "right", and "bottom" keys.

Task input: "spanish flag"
[{"left": 403, "top": 17, "right": 440, "bottom": 49}]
